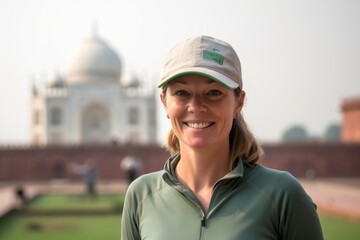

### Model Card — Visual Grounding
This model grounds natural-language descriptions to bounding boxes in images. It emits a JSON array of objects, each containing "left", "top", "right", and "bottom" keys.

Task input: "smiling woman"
[
  {"left": 161, "top": 75, "right": 243, "bottom": 160},
  {"left": 121, "top": 35, "right": 324, "bottom": 240}
]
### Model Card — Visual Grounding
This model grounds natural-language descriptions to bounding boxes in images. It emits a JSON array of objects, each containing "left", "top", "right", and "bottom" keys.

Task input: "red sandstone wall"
[
  {"left": 0, "top": 143, "right": 359, "bottom": 181},
  {"left": 260, "top": 143, "right": 360, "bottom": 178},
  {"left": 0, "top": 144, "right": 169, "bottom": 181}
]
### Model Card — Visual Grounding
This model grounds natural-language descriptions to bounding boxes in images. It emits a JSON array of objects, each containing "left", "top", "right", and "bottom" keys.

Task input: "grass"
[
  {"left": 0, "top": 194, "right": 359, "bottom": 239},
  {"left": 28, "top": 193, "right": 125, "bottom": 211},
  {"left": 0, "top": 193, "right": 124, "bottom": 240},
  {"left": 319, "top": 213, "right": 360, "bottom": 240},
  {"left": 0, "top": 213, "right": 120, "bottom": 240}
]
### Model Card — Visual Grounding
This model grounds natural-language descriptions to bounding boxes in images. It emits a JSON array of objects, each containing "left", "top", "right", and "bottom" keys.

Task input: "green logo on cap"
[{"left": 203, "top": 50, "right": 224, "bottom": 65}]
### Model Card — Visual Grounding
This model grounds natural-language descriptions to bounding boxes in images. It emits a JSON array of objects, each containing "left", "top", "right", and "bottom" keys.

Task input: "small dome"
[
  {"left": 66, "top": 36, "right": 121, "bottom": 85},
  {"left": 122, "top": 73, "right": 141, "bottom": 88},
  {"left": 48, "top": 72, "right": 66, "bottom": 88}
]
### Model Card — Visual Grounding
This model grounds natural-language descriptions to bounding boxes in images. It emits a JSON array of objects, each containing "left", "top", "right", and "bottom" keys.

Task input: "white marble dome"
[{"left": 66, "top": 36, "right": 121, "bottom": 85}]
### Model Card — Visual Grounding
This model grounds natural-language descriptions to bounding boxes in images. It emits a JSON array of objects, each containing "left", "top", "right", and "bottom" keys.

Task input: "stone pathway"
[
  {"left": 300, "top": 178, "right": 360, "bottom": 220},
  {"left": 0, "top": 185, "right": 41, "bottom": 217}
]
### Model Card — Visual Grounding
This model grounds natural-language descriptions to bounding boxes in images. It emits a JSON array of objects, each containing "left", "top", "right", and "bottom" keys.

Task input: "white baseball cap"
[{"left": 158, "top": 35, "right": 242, "bottom": 89}]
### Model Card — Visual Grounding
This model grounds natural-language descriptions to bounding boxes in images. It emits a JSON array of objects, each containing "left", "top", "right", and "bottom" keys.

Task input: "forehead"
[{"left": 169, "top": 74, "right": 219, "bottom": 86}]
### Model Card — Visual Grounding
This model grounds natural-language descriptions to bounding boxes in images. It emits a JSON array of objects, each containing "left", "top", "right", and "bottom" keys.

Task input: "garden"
[{"left": 0, "top": 193, "right": 359, "bottom": 240}]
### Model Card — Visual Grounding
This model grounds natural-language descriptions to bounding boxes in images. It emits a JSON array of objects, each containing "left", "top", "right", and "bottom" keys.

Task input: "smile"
[{"left": 186, "top": 122, "right": 213, "bottom": 129}]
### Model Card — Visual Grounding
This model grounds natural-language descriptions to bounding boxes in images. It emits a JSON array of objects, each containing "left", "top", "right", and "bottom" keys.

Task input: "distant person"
[
  {"left": 14, "top": 185, "right": 27, "bottom": 206},
  {"left": 84, "top": 160, "right": 97, "bottom": 196},
  {"left": 121, "top": 36, "right": 323, "bottom": 239},
  {"left": 121, "top": 156, "right": 141, "bottom": 184},
  {"left": 70, "top": 160, "right": 97, "bottom": 197}
]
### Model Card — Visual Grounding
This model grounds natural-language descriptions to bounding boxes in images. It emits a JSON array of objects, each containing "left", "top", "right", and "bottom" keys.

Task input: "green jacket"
[{"left": 121, "top": 154, "right": 323, "bottom": 240}]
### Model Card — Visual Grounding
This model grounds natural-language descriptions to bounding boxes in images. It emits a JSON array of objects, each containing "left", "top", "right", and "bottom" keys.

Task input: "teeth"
[{"left": 187, "top": 122, "right": 211, "bottom": 129}]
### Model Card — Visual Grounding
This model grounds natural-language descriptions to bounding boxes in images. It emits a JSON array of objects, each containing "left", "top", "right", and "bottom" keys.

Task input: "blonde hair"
[{"left": 162, "top": 87, "right": 263, "bottom": 168}]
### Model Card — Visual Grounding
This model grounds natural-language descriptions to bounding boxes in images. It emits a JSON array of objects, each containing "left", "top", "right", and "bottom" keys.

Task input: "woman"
[{"left": 121, "top": 35, "right": 323, "bottom": 240}]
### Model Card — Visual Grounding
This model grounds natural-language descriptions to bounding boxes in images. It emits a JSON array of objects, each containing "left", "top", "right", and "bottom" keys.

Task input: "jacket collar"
[{"left": 162, "top": 153, "right": 245, "bottom": 184}]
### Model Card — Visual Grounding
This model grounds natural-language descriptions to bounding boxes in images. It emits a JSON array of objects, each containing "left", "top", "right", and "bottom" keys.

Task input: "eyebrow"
[{"left": 172, "top": 77, "right": 216, "bottom": 85}]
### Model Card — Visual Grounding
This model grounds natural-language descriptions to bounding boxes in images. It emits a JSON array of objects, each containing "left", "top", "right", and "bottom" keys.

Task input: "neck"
[
  {"left": 176, "top": 144, "right": 231, "bottom": 213},
  {"left": 177, "top": 144, "right": 231, "bottom": 190}
]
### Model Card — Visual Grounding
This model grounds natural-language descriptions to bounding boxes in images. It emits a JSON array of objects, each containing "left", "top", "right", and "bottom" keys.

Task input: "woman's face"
[{"left": 160, "top": 74, "right": 245, "bottom": 150}]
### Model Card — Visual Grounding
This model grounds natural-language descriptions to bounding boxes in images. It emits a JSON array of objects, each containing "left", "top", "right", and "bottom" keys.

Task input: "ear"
[
  {"left": 234, "top": 90, "right": 246, "bottom": 116},
  {"left": 160, "top": 92, "right": 168, "bottom": 113}
]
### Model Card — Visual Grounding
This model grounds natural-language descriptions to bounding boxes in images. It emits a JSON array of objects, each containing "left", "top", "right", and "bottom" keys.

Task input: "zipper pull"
[
  {"left": 201, "top": 216, "right": 206, "bottom": 228},
  {"left": 200, "top": 216, "right": 207, "bottom": 239}
]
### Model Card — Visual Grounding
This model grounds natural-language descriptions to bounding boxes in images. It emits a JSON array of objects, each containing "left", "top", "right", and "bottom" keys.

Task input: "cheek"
[
  {"left": 166, "top": 99, "right": 184, "bottom": 115},
  {"left": 220, "top": 101, "right": 236, "bottom": 116}
]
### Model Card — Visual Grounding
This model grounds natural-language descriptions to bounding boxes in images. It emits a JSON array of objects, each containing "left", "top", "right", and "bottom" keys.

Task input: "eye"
[
  {"left": 174, "top": 89, "right": 190, "bottom": 96},
  {"left": 207, "top": 89, "right": 222, "bottom": 96}
]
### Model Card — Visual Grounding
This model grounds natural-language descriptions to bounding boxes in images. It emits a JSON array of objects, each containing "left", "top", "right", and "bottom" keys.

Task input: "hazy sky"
[{"left": 0, "top": 0, "right": 359, "bottom": 144}]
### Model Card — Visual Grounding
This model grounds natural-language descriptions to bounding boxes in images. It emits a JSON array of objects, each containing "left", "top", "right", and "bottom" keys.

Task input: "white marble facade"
[{"left": 31, "top": 35, "right": 156, "bottom": 145}]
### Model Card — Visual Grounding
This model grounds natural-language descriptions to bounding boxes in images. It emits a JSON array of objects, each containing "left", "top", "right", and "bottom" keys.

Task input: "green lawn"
[
  {"left": 0, "top": 213, "right": 120, "bottom": 240},
  {"left": 0, "top": 194, "right": 359, "bottom": 239},
  {"left": 0, "top": 193, "right": 124, "bottom": 240},
  {"left": 28, "top": 193, "right": 125, "bottom": 211},
  {"left": 320, "top": 213, "right": 360, "bottom": 240}
]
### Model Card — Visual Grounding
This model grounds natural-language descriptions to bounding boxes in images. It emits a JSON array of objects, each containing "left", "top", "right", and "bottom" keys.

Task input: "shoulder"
[
  {"left": 125, "top": 170, "right": 166, "bottom": 202},
  {"left": 245, "top": 164, "right": 309, "bottom": 202},
  {"left": 248, "top": 164, "right": 301, "bottom": 187},
  {"left": 245, "top": 165, "right": 322, "bottom": 239}
]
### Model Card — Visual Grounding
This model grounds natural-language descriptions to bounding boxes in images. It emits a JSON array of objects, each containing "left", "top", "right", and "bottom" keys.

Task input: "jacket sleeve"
[
  {"left": 278, "top": 173, "right": 324, "bottom": 240},
  {"left": 121, "top": 185, "right": 141, "bottom": 240}
]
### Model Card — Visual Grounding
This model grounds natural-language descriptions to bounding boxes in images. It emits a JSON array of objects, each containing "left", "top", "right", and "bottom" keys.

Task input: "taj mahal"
[{"left": 31, "top": 34, "right": 157, "bottom": 145}]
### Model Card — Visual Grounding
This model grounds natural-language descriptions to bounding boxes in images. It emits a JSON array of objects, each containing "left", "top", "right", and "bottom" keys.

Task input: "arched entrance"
[{"left": 81, "top": 103, "right": 110, "bottom": 143}]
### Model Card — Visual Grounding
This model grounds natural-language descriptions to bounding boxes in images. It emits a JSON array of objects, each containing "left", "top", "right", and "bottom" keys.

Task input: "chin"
[{"left": 187, "top": 140, "right": 212, "bottom": 149}]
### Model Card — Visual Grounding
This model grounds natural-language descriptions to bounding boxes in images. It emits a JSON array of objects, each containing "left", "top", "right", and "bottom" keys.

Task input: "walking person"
[{"left": 69, "top": 159, "right": 97, "bottom": 197}]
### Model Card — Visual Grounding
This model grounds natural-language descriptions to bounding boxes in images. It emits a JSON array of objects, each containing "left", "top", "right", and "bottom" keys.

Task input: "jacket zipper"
[{"left": 200, "top": 215, "right": 206, "bottom": 240}]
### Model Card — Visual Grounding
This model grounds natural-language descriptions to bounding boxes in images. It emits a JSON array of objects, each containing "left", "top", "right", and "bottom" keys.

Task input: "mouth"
[{"left": 185, "top": 122, "right": 214, "bottom": 129}]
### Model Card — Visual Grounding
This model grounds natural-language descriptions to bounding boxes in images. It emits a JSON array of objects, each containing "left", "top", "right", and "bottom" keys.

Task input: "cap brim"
[{"left": 158, "top": 67, "right": 239, "bottom": 89}]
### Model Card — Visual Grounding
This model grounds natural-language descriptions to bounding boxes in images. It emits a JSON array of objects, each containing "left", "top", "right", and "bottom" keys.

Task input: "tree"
[
  {"left": 282, "top": 125, "right": 308, "bottom": 142},
  {"left": 324, "top": 123, "right": 341, "bottom": 142}
]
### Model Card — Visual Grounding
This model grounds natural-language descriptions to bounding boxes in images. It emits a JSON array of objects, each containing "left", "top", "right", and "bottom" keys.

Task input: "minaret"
[{"left": 30, "top": 76, "right": 38, "bottom": 97}]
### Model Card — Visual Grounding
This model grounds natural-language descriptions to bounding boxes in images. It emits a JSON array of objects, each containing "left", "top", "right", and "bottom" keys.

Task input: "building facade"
[
  {"left": 341, "top": 96, "right": 360, "bottom": 143},
  {"left": 31, "top": 35, "right": 156, "bottom": 145}
]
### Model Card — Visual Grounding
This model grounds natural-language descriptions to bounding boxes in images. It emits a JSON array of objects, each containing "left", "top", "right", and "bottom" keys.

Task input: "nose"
[{"left": 188, "top": 94, "right": 207, "bottom": 113}]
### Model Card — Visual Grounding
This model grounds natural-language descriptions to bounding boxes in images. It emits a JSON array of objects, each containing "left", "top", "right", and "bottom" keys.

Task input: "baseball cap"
[{"left": 158, "top": 35, "right": 242, "bottom": 89}]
